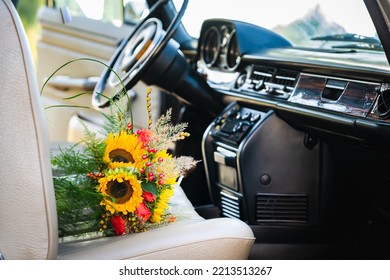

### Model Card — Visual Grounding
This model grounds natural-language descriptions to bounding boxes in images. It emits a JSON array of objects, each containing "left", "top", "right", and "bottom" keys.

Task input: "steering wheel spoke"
[{"left": 92, "top": 0, "right": 188, "bottom": 109}]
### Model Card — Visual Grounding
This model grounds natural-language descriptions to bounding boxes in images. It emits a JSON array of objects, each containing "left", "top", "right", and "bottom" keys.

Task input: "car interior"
[
  {"left": 0, "top": 0, "right": 254, "bottom": 260},
  {"left": 2, "top": 0, "right": 390, "bottom": 260}
]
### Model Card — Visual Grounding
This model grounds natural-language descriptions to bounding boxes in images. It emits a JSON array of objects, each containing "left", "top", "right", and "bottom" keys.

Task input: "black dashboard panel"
[
  {"left": 196, "top": 19, "right": 390, "bottom": 144},
  {"left": 198, "top": 19, "right": 291, "bottom": 72}
]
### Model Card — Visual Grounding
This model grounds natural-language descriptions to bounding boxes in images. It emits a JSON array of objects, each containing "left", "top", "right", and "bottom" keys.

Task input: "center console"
[{"left": 202, "top": 101, "right": 326, "bottom": 228}]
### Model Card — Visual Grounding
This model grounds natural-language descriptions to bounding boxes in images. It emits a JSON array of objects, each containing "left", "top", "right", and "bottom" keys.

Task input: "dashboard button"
[
  {"left": 228, "top": 107, "right": 238, "bottom": 118},
  {"left": 251, "top": 114, "right": 261, "bottom": 122},
  {"left": 232, "top": 122, "right": 243, "bottom": 133},
  {"left": 242, "top": 112, "right": 251, "bottom": 120}
]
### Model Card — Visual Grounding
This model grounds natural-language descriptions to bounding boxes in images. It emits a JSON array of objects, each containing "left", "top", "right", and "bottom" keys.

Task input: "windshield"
[{"left": 173, "top": 0, "right": 380, "bottom": 51}]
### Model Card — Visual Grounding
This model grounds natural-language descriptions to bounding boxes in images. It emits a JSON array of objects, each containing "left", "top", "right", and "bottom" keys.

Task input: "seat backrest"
[{"left": 0, "top": 0, "right": 58, "bottom": 259}]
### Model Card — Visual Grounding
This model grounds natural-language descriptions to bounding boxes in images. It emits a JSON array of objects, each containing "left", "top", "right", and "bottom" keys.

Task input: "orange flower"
[{"left": 136, "top": 129, "right": 154, "bottom": 146}]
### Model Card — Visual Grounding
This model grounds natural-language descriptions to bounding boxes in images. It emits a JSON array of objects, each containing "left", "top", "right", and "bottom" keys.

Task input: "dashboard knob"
[
  {"left": 251, "top": 113, "right": 261, "bottom": 122},
  {"left": 232, "top": 122, "right": 243, "bottom": 133},
  {"left": 228, "top": 107, "right": 239, "bottom": 118},
  {"left": 242, "top": 112, "right": 252, "bottom": 121},
  {"left": 260, "top": 174, "right": 271, "bottom": 185}
]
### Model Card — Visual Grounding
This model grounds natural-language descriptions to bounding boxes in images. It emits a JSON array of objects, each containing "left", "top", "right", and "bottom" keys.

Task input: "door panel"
[{"left": 37, "top": 4, "right": 161, "bottom": 143}]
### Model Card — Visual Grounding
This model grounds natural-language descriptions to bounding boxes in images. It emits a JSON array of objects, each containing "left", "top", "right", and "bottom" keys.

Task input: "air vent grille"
[
  {"left": 274, "top": 71, "right": 298, "bottom": 90},
  {"left": 243, "top": 66, "right": 299, "bottom": 99},
  {"left": 220, "top": 191, "right": 241, "bottom": 219},
  {"left": 256, "top": 193, "right": 308, "bottom": 223},
  {"left": 252, "top": 69, "right": 273, "bottom": 85}
]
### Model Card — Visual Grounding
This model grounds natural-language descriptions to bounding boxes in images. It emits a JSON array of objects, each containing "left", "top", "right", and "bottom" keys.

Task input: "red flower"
[
  {"left": 137, "top": 129, "right": 154, "bottom": 145},
  {"left": 110, "top": 215, "right": 126, "bottom": 236},
  {"left": 135, "top": 202, "right": 152, "bottom": 222},
  {"left": 143, "top": 191, "right": 156, "bottom": 202}
]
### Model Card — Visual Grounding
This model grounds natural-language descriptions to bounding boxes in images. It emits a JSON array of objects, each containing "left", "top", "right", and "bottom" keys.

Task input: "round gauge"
[
  {"left": 200, "top": 26, "right": 221, "bottom": 67},
  {"left": 226, "top": 30, "right": 241, "bottom": 70}
]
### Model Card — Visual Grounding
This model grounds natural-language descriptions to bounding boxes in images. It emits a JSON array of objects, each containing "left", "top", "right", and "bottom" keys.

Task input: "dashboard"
[
  {"left": 189, "top": 18, "right": 390, "bottom": 259},
  {"left": 196, "top": 19, "right": 390, "bottom": 146}
]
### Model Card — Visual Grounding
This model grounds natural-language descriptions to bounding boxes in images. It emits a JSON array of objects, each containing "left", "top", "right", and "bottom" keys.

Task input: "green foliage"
[
  {"left": 141, "top": 182, "right": 158, "bottom": 196},
  {"left": 53, "top": 177, "right": 104, "bottom": 236},
  {"left": 80, "top": 128, "right": 106, "bottom": 170},
  {"left": 102, "top": 106, "right": 133, "bottom": 135},
  {"left": 51, "top": 146, "right": 104, "bottom": 179},
  {"left": 51, "top": 127, "right": 106, "bottom": 236}
]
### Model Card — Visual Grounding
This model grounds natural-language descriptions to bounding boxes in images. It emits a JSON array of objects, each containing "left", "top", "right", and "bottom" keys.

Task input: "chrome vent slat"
[
  {"left": 222, "top": 211, "right": 239, "bottom": 219},
  {"left": 222, "top": 208, "right": 240, "bottom": 218},
  {"left": 253, "top": 71, "right": 273, "bottom": 77},
  {"left": 221, "top": 196, "right": 240, "bottom": 203},
  {"left": 221, "top": 199, "right": 239, "bottom": 209},
  {"left": 275, "top": 75, "right": 296, "bottom": 81},
  {"left": 220, "top": 191, "right": 241, "bottom": 219},
  {"left": 256, "top": 194, "right": 308, "bottom": 223},
  {"left": 221, "top": 206, "right": 240, "bottom": 214},
  {"left": 221, "top": 201, "right": 240, "bottom": 211},
  {"left": 242, "top": 66, "right": 299, "bottom": 99}
]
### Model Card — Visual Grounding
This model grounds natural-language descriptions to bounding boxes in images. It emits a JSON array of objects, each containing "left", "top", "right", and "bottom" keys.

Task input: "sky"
[
  {"left": 73, "top": 0, "right": 378, "bottom": 38},
  {"left": 173, "top": 0, "right": 377, "bottom": 37}
]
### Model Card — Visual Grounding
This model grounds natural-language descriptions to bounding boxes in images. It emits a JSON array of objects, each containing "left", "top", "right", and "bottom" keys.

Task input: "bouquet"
[{"left": 51, "top": 87, "right": 198, "bottom": 238}]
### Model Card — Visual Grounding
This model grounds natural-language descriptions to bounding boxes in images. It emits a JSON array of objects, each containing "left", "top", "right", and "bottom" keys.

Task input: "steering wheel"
[{"left": 93, "top": 0, "right": 188, "bottom": 108}]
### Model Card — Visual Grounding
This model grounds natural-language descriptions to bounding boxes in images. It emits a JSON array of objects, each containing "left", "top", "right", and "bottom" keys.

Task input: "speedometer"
[
  {"left": 226, "top": 30, "right": 240, "bottom": 70},
  {"left": 200, "top": 26, "right": 221, "bottom": 67}
]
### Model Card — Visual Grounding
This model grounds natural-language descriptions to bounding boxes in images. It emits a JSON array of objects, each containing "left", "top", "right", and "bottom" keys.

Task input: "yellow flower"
[
  {"left": 103, "top": 131, "right": 145, "bottom": 169},
  {"left": 153, "top": 150, "right": 172, "bottom": 163},
  {"left": 98, "top": 170, "right": 143, "bottom": 215},
  {"left": 150, "top": 187, "right": 174, "bottom": 223},
  {"left": 152, "top": 150, "right": 178, "bottom": 185}
]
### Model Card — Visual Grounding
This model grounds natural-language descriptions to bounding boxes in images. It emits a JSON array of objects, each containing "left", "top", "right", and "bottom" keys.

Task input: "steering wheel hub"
[{"left": 120, "top": 19, "right": 161, "bottom": 73}]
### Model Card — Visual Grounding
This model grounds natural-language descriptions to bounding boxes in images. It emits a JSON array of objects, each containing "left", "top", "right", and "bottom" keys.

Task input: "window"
[{"left": 52, "top": 0, "right": 147, "bottom": 24}]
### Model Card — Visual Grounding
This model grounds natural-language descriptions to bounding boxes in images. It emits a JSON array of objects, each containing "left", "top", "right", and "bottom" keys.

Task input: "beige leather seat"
[{"left": 0, "top": 0, "right": 254, "bottom": 259}]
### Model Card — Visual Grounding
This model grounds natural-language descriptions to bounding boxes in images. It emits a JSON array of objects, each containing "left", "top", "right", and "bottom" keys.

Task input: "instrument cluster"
[{"left": 199, "top": 23, "right": 241, "bottom": 71}]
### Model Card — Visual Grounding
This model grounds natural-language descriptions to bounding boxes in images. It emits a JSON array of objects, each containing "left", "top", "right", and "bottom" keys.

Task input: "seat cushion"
[{"left": 57, "top": 185, "right": 255, "bottom": 259}]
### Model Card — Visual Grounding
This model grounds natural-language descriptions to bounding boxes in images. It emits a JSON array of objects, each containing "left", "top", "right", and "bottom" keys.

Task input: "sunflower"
[
  {"left": 103, "top": 131, "right": 145, "bottom": 169},
  {"left": 150, "top": 187, "right": 174, "bottom": 223},
  {"left": 98, "top": 169, "right": 143, "bottom": 215}
]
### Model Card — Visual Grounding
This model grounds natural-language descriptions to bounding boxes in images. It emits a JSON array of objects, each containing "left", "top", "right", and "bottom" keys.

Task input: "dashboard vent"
[
  {"left": 256, "top": 193, "right": 308, "bottom": 223},
  {"left": 376, "top": 84, "right": 390, "bottom": 119},
  {"left": 220, "top": 191, "right": 241, "bottom": 219},
  {"left": 274, "top": 71, "right": 298, "bottom": 91},
  {"left": 243, "top": 66, "right": 299, "bottom": 99}
]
